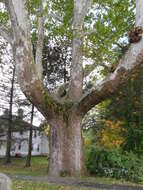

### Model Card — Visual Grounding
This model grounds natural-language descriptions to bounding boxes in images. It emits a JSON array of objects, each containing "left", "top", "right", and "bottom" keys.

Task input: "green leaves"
[
  {"left": 26, "top": 0, "right": 42, "bottom": 14},
  {"left": 83, "top": 0, "right": 135, "bottom": 75},
  {"left": 27, "top": 0, "right": 135, "bottom": 74},
  {"left": 0, "top": 11, "right": 8, "bottom": 25}
]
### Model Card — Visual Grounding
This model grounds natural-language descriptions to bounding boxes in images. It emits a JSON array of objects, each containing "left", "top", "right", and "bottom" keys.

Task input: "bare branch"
[
  {"left": 5, "top": 0, "right": 31, "bottom": 40},
  {"left": 35, "top": 2, "right": 45, "bottom": 80},
  {"left": 77, "top": 0, "right": 143, "bottom": 115},
  {"left": 69, "top": 0, "right": 92, "bottom": 101},
  {"left": 4, "top": 0, "right": 19, "bottom": 38},
  {"left": 78, "top": 40, "right": 143, "bottom": 115}
]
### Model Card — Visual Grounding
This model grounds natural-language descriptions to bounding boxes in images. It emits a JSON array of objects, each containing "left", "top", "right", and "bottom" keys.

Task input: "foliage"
[
  {"left": 83, "top": 127, "right": 96, "bottom": 146},
  {"left": 96, "top": 69, "right": 143, "bottom": 154},
  {"left": 97, "top": 120, "right": 125, "bottom": 149},
  {"left": 29, "top": 0, "right": 136, "bottom": 85},
  {"left": 85, "top": 145, "right": 143, "bottom": 182},
  {"left": 0, "top": 0, "right": 136, "bottom": 88},
  {"left": 82, "top": 108, "right": 125, "bottom": 150},
  {"left": 83, "top": 0, "right": 135, "bottom": 75},
  {"left": 42, "top": 37, "right": 71, "bottom": 90}
]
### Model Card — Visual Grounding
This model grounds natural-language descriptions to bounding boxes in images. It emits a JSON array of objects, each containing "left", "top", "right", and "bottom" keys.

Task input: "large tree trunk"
[{"left": 48, "top": 110, "right": 86, "bottom": 177}]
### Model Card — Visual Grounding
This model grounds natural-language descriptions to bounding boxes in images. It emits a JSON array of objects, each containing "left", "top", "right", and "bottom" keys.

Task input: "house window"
[
  {"left": 18, "top": 144, "right": 21, "bottom": 150},
  {"left": 37, "top": 144, "right": 40, "bottom": 152},
  {"left": 34, "top": 130, "right": 37, "bottom": 138},
  {"left": 19, "top": 130, "right": 23, "bottom": 135},
  {"left": 0, "top": 142, "right": 2, "bottom": 149}
]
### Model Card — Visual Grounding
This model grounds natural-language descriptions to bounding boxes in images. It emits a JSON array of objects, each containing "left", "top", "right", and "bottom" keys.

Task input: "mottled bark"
[
  {"left": 136, "top": 0, "right": 143, "bottom": 26},
  {"left": 48, "top": 109, "right": 85, "bottom": 177},
  {"left": 78, "top": 45, "right": 143, "bottom": 115},
  {"left": 0, "top": 25, "right": 13, "bottom": 44},
  {"left": 78, "top": 0, "right": 143, "bottom": 115},
  {"left": 35, "top": 2, "right": 45, "bottom": 80},
  {"left": 11, "top": 33, "right": 60, "bottom": 119},
  {"left": 69, "top": 0, "right": 92, "bottom": 101}
]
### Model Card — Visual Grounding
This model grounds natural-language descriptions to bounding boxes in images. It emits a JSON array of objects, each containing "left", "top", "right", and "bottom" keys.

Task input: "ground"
[
  {"left": 13, "top": 181, "right": 101, "bottom": 190},
  {"left": 0, "top": 157, "right": 143, "bottom": 190},
  {"left": 0, "top": 156, "right": 48, "bottom": 176}
]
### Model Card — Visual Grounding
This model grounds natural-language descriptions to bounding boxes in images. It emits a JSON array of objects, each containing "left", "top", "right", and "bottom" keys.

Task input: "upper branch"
[
  {"left": 68, "top": 0, "right": 92, "bottom": 101},
  {"left": 35, "top": 1, "right": 45, "bottom": 80},
  {"left": 4, "top": 0, "right": 19, "bottom": 38},
  {"left": 5, "top": 0, "right": 60, "bottom": 119},
  {"left": 78, "top": 40, "right": 143, "bottom": 115},
  {"left": 78, "top": 0, "right": 143, "bottom": 116},
  {"left": 5, "top": 0, "right": 31, "bottom": 40}
]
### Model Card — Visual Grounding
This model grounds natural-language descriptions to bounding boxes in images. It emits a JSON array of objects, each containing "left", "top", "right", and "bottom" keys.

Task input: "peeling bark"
[
  {"left": 0, "top": 25, "right": 13, "bottom": 44},
  {"left": 35, "top": 2, "right": 45, "bottom": 80},
  {"left": 69, "top": 0, "right": 92, "bottom": 101},
  {"left": 49, "top": 109, "right": 85, "bottom": 177},
  {"left": 78, "top": 37, "right": 143, "bottom": 115}
]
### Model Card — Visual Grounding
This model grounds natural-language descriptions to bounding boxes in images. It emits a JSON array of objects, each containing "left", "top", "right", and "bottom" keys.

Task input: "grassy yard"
[
  {"left": 13, "top": 180, "right": 103, "bottom": 190},
  {"left": 0, "top": 156, "right": 48, "bottom": 176},
  {"left": 0, "top": 156, "right": 142, "bottom": 190}
]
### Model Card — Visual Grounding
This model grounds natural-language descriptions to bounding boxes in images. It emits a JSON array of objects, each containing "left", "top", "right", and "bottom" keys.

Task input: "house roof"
[{"left": 0, "top": 114, "right": 41, "bottom": 133}]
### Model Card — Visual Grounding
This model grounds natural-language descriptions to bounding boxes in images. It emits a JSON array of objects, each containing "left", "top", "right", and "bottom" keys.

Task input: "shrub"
[{"left": 85, "top": 145, "right": 143, "bottom": 182}]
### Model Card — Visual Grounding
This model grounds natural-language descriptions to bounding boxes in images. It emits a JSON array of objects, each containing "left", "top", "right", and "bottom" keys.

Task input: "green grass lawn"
[
  {"left": 0, "top": 156, "right": 48, "bottom": 176},
  {"left": 13, "top": 180, "right": 103, "bottom": 190},
  {"left": 0, "top": 156, "right": 142, "bottom": 190}
]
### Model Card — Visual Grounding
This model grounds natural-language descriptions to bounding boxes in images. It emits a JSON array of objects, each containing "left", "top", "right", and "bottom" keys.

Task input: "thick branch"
[
  {"left": 5, "top": 0, "right": 31, "bottom": 40},
  {"left": 5, "top": 0, "right": 19, "bottom": 38},
  {"left": 69, "top": 0, "right": 92, "bottom": 101},
  {"left": 5, "top": 0, "right": 60, "bottom": 119},
  {"left": 78, "top": 40, "right": 143, "bottom": 115},
  {"left": 78, "top": 0, "right": 143, "bottom": 115},
  {"left": 35, "top": 2, "right": 45, "bottom": 80},
  {"left": 0, "top": 25, "right": 13, "bottom": 44}
]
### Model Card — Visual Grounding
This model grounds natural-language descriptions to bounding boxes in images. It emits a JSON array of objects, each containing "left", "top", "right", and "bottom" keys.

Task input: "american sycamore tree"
[{"left": 0, "top": 0, "right": 143, "bottom": 176}]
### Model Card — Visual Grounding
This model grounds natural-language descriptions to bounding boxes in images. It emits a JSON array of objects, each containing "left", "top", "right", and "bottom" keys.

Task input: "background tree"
[
  {"left": 0, "top": 39, "right": 41, "bottom": 164},
  {"left": 5, "top": 65, "right": 15, "bottom": 163},
  {"left": 25, "top": 104, "right": 34, "bottom": 167},
  {"left": 0, "top": 39, "right": 17, "bottom": 163},
  {"left": 96, "top": 68, "right": 143, "bottom": 154}
]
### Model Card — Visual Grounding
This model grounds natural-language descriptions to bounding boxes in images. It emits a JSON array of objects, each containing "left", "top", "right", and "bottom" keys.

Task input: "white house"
[{"left": 0, "top": 110, "right": 49, "bottom": 157}]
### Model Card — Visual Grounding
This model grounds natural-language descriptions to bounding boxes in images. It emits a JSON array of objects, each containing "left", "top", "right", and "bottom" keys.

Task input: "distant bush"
[{"left": 85, "top": 145, "right": 143, "bottom": 182}]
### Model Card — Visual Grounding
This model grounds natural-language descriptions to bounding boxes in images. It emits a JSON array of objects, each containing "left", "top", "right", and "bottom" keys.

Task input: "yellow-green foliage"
[{"left": 97, "top": 120, "right": 125, "bottom": 149}]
